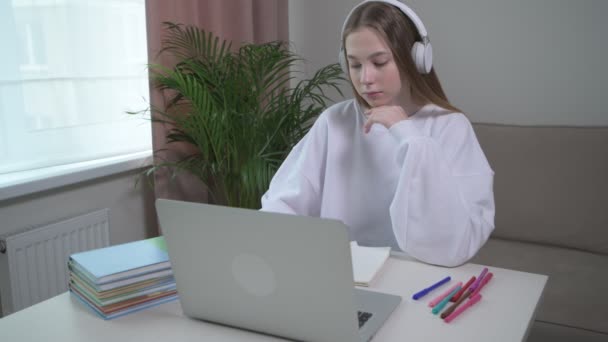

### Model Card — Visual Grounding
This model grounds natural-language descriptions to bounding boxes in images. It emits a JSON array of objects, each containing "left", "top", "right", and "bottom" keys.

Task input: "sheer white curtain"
[{"left": 0, "top": 0, "right": 151, "bottom": 175}]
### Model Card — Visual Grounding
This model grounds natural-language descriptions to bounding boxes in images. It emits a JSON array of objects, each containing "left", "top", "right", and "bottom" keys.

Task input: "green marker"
[{"left": 432, "top": 285, "right": 461, "bottom": 315}]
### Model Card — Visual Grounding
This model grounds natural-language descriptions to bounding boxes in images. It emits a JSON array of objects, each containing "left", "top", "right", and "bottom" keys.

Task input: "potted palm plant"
[{"left": 139, "top": 22, "right": 344, "bottom": 209}]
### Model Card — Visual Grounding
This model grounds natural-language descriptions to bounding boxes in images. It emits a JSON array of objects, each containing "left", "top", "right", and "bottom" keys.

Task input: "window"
[{"left": 0, "top": 0, "right": 151, "bottom": 175}]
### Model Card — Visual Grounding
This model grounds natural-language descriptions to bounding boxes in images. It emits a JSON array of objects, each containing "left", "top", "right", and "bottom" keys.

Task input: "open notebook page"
[{"left": 350, "top": 241, "right": 391, "bottom": 287}]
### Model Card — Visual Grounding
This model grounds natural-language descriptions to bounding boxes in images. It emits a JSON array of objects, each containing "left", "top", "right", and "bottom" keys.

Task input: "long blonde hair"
[{"left": 342, "top": 1, "right": 461, "bottom": 113}]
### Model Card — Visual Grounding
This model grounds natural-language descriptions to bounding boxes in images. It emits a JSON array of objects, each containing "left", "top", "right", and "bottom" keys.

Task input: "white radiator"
[{"left": 0, "top": 209, "right": 110, "bottom": 315}]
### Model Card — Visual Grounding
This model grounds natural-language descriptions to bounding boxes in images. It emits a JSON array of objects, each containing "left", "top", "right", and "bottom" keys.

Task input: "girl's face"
[{"left": 345, "top": 27, "right": 407, "bottom": 108}]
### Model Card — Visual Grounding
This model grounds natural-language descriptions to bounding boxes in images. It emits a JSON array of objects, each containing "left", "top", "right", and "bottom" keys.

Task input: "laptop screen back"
[{"left": 156, "top": 199, "right": 361, "bottom": 342}]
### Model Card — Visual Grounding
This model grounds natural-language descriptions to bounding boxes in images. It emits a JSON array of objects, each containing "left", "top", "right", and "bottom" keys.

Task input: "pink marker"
[
  {"left": 470, "top": 272, "right": 493, "bottom": 298},
  {"left": 444, "top": 293, "right": 482, "bottom": 323},
  {"left": 428, "top": 282, "right": 463, "bottom": 307}
]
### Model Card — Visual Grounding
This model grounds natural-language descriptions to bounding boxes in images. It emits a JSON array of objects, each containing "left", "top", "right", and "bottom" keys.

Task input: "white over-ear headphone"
[{"left": 339, "top": 0, "right": 433, "bottom": 74}]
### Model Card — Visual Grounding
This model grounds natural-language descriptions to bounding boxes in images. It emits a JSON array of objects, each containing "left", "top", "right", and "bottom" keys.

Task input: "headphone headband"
[{"left": 340, "top": 0, "right": 428, "bottom": 41}]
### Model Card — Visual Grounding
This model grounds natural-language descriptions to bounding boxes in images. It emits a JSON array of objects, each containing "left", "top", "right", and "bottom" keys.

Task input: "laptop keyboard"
[{"left": 358, "top": 311, "right": 373, "bottom": 328}]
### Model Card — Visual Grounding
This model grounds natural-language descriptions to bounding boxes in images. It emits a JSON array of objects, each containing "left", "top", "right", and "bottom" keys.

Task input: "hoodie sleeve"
[
  {"left": 388, "top": 114, "right": 495, "bottom": 267},
  {"left": 260, "top": 115, "right": 328, "bottom": 216}
]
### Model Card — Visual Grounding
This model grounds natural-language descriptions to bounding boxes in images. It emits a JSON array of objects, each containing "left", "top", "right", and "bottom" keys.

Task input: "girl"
[{"left": 261, "top": 0, "right": 495, "bottom": 267}]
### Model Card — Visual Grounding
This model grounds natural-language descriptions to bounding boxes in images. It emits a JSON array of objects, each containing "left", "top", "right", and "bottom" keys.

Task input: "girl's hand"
[{"left": 363, "top": 105, "right": 409, "bottom": 134}]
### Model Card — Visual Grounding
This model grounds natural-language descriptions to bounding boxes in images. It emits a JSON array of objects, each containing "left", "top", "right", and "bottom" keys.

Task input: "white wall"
[
  {"left": 0, "top": 171, "right": 156, "bottom": 244},
  {"left": 289, "top": 0, "right": 608, "bottom": 126},
  {"left": 0, "top": 170, "right": 157, "bottom": 316}
]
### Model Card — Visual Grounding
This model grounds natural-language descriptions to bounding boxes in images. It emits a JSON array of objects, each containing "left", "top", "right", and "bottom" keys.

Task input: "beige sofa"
[{"left": 470, "top": 123, "right": 608, "bottom": 342}]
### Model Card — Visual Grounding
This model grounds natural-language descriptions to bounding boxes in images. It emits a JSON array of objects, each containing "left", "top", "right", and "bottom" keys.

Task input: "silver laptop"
[{"left": 156, "top": 199, "right": 401, "bottom": 342}]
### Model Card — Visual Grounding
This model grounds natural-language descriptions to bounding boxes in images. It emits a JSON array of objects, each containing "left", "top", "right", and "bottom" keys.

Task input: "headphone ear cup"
[
  {"left": 423, "top": 43, "right": 433, "bottom": 74},
  {"left": 411, "top": 41, "right": 426, "bottom": 74},
  {"left": 411, "top": 42, "right": 433, "bottom": 74}
]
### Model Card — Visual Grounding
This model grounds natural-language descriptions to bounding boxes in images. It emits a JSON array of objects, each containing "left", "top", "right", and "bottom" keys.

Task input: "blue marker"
[{"left": 412, "top": 276, "right": 451, "bottom": 300}]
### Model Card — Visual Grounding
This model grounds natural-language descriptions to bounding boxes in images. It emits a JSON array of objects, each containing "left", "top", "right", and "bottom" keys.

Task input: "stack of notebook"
[{"left": 68, "top": 236, "right": 177, "bottom": 320}]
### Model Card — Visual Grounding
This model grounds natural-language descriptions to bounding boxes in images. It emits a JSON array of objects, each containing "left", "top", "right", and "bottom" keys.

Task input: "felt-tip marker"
[{"left": 412, "top": 276, "right": 451, "bottom": 300}]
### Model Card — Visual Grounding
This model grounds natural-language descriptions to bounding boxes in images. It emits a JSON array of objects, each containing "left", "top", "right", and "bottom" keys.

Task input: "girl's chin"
[
  {"left": 367, "top": 99, "right": 392, "bottom": 108},
  {"left": 362, "top": 95, "right": 397, "bottom": 108}
]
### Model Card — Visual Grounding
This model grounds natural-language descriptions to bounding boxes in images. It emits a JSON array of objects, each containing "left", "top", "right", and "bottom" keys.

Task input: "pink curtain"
[{"left": 145, "top": 0, "right": 289, "bottom": 207}]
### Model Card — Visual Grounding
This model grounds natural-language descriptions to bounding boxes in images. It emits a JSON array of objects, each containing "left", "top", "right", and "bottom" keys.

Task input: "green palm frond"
[{"left": 142, "top": 22, "right": 345, "bottom": 209}]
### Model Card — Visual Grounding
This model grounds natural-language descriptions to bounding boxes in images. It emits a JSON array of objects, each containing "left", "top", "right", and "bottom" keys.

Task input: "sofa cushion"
[
  {"left": 471, "top": 238, "right": 608, "bottom": 334},
  {"left": 473, "top": 123, "right": 608, "bottom": 255},
  {"left": 527, "top": 321, "right": 608, "bottom": 342}
]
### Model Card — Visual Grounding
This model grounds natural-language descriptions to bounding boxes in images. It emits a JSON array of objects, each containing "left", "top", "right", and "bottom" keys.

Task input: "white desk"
[{"left": 0, "top": 255, "right": 547, "bottom": 342}]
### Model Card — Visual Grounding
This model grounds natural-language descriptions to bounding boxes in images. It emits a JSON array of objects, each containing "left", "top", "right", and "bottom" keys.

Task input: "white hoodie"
[{"left": 261, "top": 99, "right": 495, "bottom": 267}]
